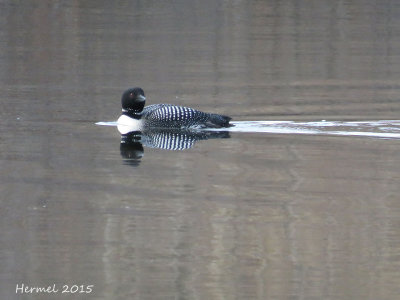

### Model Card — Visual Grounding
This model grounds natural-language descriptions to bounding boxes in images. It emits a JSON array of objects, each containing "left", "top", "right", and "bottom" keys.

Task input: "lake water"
[{"left": 1, "top": 1, "right": 400, "bottom": 299}]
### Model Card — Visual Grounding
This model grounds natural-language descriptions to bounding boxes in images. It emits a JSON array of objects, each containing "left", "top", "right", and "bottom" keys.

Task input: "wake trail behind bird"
[{"left": 96, "top": 120, "right": 400, "bottom": 140}]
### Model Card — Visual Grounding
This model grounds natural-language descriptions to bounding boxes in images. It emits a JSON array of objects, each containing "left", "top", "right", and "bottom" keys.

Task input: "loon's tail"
[{"left": 206, "top": 113, "right": 233, "bottom": 128}]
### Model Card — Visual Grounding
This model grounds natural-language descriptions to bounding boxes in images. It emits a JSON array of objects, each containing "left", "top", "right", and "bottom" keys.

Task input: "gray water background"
[{"left": 1, "top": 1, "right": 400, "bottom": 299}]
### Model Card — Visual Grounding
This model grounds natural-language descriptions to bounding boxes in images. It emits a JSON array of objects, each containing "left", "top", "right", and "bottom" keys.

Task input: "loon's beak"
[{"left": 138, "top": 94, "right": 146, "bottom": 102}]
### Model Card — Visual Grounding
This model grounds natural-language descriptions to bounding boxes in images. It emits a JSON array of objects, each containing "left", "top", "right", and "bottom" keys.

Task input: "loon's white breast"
[{"left": 117, "top": 114, "right": 143, "bottom": 134}]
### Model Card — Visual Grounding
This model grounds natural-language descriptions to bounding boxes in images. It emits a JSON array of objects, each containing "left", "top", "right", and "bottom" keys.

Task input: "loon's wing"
[
  {"left": 142, "top": 104, "right": 207, "bottom": 127},
  {"left": 142, "top": 104, "right": 231, "bottom": 128}
]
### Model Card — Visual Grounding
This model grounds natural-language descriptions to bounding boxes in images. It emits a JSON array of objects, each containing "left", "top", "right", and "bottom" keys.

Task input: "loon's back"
[{"left": 141, "top": 104, "right": 231, "bottom": 129}]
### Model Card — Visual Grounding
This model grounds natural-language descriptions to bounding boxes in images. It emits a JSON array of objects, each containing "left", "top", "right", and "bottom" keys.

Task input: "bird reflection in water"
[{"left": 119, "top": 127, "right": 230, "bottom": 166}]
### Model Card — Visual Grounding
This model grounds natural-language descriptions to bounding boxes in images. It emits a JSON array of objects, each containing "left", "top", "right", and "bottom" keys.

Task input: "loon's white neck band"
[{"left": 122, "top": 109, "right": 142, "bottom": 114}]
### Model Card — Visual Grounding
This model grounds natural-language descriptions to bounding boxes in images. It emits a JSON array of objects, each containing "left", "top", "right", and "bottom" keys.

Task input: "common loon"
[{"left": 117, "top": 87, "right": 232, "bottom": 130}]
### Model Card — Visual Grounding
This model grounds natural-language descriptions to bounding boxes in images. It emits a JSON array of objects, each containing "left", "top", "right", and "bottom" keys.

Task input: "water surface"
[{"left": 1, "top": 1, "right": 400, "bottom": 299}]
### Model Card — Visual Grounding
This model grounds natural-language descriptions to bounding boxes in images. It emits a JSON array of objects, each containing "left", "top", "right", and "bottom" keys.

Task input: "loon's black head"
[{"left": 121, "top": 87, "right": 146, "bottom": 113}]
